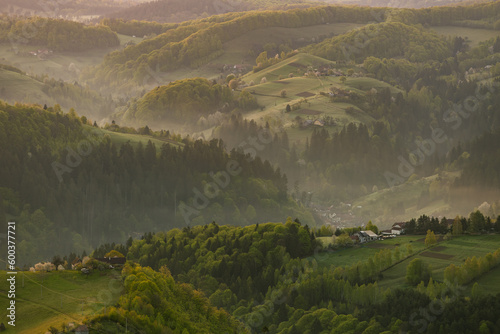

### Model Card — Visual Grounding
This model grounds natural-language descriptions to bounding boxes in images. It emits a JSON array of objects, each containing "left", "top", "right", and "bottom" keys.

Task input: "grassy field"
[
  {"left": 473, "top": 264, "right": 500, "bottom": 295},
  {"left": 309, "top": 235, "right": 426, "bottom": 268},
  {"left": 431, "top": 26, "right": 500, "bottom": 47},
  {"left": 309, "top": 234, "right": 500, "bottom": 294},
  {"left": 89, "top": 126, "right": 184, "bottom": 149},
  {"left": 0, "top": 68, "right": 52, "bottom": 106},
  {"left": 0, "top": 269, "right": 123, "bottom": 334}
]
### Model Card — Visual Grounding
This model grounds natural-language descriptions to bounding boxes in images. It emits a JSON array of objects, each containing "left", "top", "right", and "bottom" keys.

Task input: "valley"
[{"left": 1, "top": 0, "right": 500, "bottom": 333}]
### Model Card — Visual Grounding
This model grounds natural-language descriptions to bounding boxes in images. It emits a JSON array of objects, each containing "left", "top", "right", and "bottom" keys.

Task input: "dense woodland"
[
  {"left": 0, "top": 101, "right": 314, "bottom": 265},
  {"left": 0, "top": 16, "right": 120, "bottom": 51}
]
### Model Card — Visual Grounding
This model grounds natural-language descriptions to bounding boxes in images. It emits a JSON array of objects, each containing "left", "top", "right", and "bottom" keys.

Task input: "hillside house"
[
  {"left": 314, "top": 119, "right": 325, "bottom": 127},
  {"left": 96, "top": 257, "right": 126, "bottom": 266}
]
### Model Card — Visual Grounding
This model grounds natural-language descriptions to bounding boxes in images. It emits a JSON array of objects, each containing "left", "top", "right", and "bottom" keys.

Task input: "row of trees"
[{"left": 444, "top": 248, "right": 500, "bottom": 285}]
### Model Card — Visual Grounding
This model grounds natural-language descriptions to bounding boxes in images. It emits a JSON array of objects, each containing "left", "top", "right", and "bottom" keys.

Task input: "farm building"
[{"left": 355, "top": 230, "right": 378, "bottom": 243}]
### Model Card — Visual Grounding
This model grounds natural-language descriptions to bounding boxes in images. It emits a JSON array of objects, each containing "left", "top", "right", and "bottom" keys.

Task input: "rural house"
[
  {"left": 74, "top": 324, "right": 89, "bottom": 334},
  {"left": 391, "top": 222, "right": 406, "bottom": 235}
]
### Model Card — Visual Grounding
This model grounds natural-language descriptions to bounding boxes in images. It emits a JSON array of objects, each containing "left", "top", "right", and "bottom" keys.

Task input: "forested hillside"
[
  {"left": 0, "top": 16, "right": 120, "bottom": 51},
  {"left": 81, "top": 219, "right": 500, "bottom": 333},
  {"left": 0, "top": 101, "right": 313, "bottom": 266},
  {"left": 84, "top": 6, "right": 381, "bottom": 87},
  {"left": 306, "top": 22, "right": 451, "bottom": 62}
]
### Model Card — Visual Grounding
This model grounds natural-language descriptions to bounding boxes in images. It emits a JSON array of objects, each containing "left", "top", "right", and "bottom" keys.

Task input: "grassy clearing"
[
  {"left": 431, "top": 26, "right": 500, "bottom": 47},
  {"left": 0, "top": 269, "right": 122, "bottom": 334},
  {"left": 309, "top": 235, "right": 425, "bottom": 269}
]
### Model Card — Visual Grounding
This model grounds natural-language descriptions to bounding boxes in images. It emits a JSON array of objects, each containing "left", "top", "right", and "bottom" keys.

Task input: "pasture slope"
[
  {"left": 310, "top": 234, "right": 500, "bottom": 294},
  {"left": 0, "top": 269, "right": 122, "bottom": 334}
]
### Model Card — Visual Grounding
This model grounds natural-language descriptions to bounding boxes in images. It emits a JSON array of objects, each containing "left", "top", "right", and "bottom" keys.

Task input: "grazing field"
[
  {"left": 431, "top": 26, "right": 500, "bottom": 47},
  {"left": 0, "top": 269, "right": 123, "bottom": 334},
  {"left": 377, "top": 234, "right": 500, "bottom": 290}
]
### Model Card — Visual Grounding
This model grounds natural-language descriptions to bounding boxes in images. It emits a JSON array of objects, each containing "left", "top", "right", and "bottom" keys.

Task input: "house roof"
[
  {"left": 392, "top": 222, "right": 406, "bottom": 228},
  {"left": 96, "top": 257, "right": 126, "bottom": 265},
  {"left": 392, "top": 226, "right": 402, "bottom": 230},
  {"left": 362, "top": 230, "right": 378, "bottom": 237}
]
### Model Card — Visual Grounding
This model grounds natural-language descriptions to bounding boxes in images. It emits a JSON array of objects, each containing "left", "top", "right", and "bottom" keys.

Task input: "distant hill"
[
  {"left": 0, "top": 0, "right": 145, "bottom": 19},
  {"left": 305, "top": 22, "right": 451, "bottom": 63},
  {"left": 323, "top": 0, "right": 494, "bottom": 8},
  {"left": 107, "top": 0, "right": 319, "bottom": 23}
]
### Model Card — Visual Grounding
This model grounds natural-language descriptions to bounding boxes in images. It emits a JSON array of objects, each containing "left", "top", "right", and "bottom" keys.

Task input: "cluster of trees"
[
  {"left": 307, "top": 22, "right": 451, "bottom": 63},
  {"left": 125, "top": 78, "right": 235, "bottom": 125},
  {"left": 444, "top": 248, "right": 500, "bottom": 285},
  {"left": 0, "top": 101, "right": 311, "bottom": 265},
  {"left": 89, "top": 264, "right": 246, "bottom": 333},
  {"left": 403, "top": 213, "right": 500, "bottom": 236},
  {"left": 406, "top": 258, "right": 432, "bottom": 285},
  {"left": 0, "top": 16, "right": 120, "bottom": 51},
  {"left": 387, "top": 1, "right": 500, "bottom": 26},
  {"left": 127, "top": 220, "right": 319, "bottom": 300}
]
